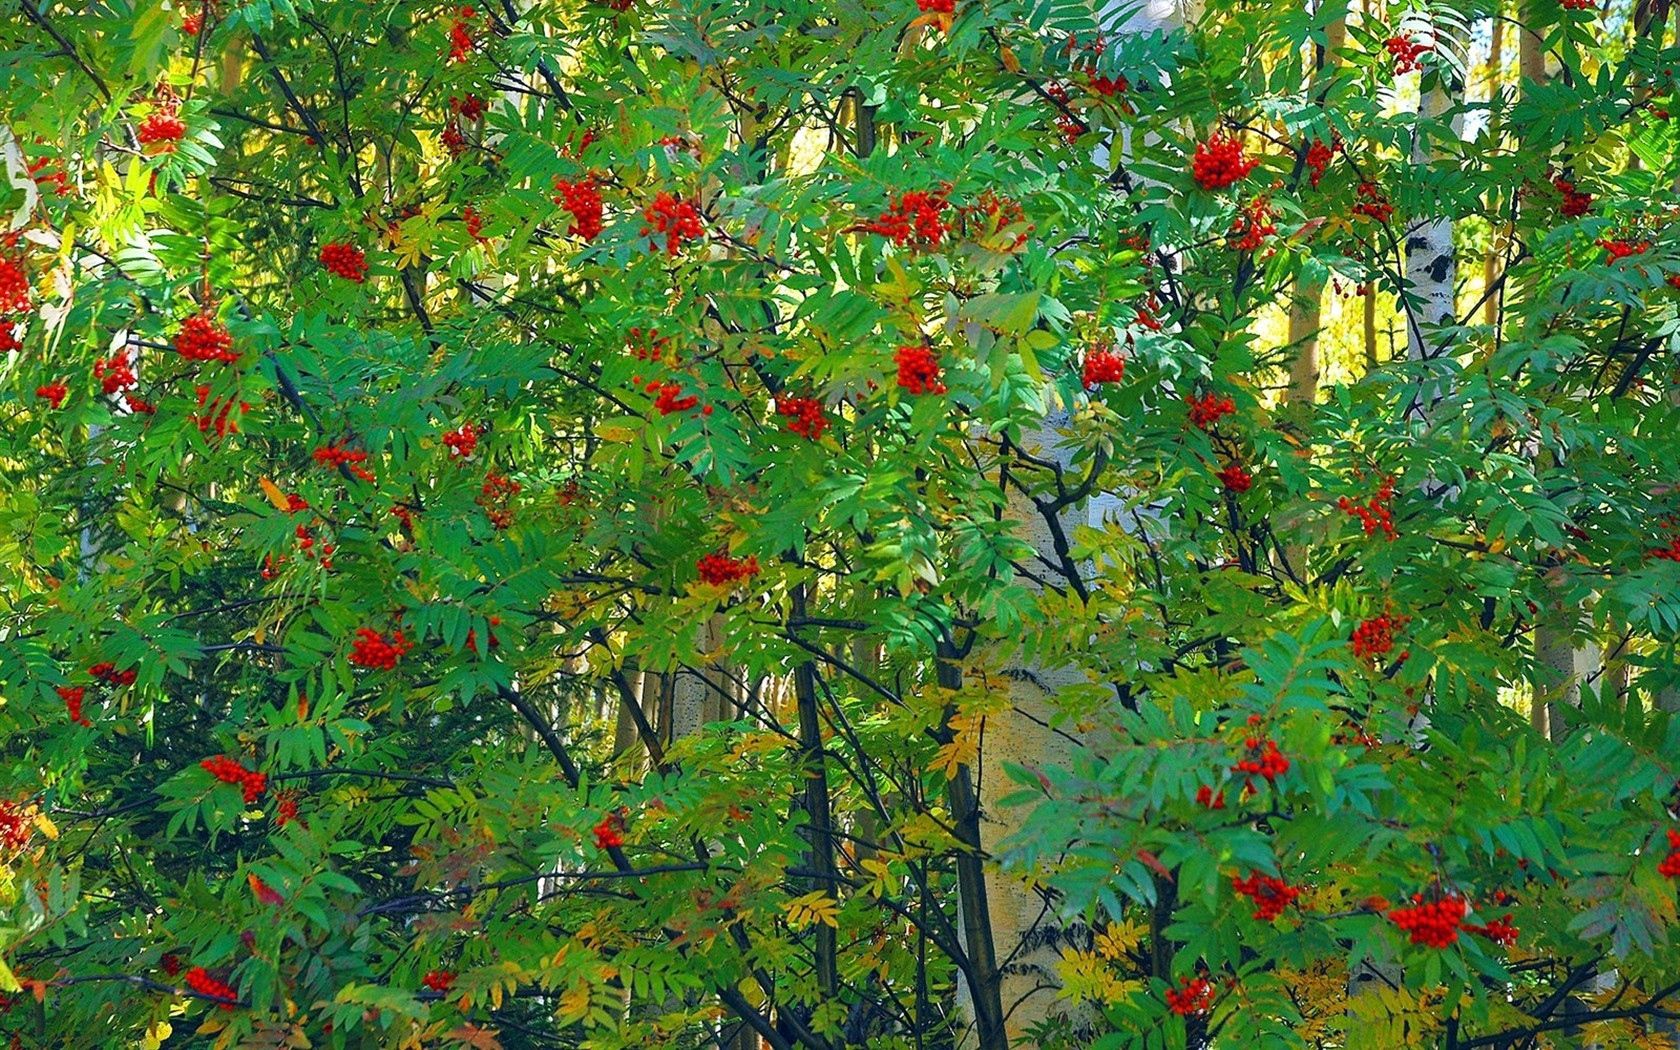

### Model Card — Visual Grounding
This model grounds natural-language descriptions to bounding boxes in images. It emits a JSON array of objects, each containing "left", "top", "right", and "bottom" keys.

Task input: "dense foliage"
[{"left": 2, "top": 0, "right": 1680, "bottom": 1048}]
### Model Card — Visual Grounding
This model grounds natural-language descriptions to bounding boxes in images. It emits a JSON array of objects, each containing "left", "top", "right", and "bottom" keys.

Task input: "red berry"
[
  {"left": 319, "top": 242, "right": 369, "bottom": 283},
  {"left": 348, "top": 628, "right": 413, "bottom": 671},
  {"left": 894, "top": 344, "right": 946, "bottom": 395},
  {"left": 696, "top": 551, "right": 760, "bottom": 587},
  {"left": 1191, "top": 131, "right": 1256, "bottom": 191}
]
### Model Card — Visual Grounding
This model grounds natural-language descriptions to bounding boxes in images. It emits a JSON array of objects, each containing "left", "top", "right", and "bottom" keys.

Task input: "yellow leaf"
[
  {"left": 558, "top": 981, "right": 592, "bottom": 1022},
  {"left": 1000, "top": 45, "right": 1021, "bottom": 73},
  {"left": 32, "top": 812, "right": 57, "bottom": 841},
  {"left": 784, "top": 890, "right": 840, "bottom": 930},
  {"left": 259, "top": 477, "right": 293, "bottom": 512}
]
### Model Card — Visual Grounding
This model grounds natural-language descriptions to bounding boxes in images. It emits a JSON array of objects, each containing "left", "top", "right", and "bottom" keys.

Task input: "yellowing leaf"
[
  {"left": 259, "top": 477, "right": 293, "bottom": 512},
  {"left": 784, "top": 890, "right": 840, "bottom": 930},
  {"left": 32, "top": 811, "right": 57, "bottom": 841}
]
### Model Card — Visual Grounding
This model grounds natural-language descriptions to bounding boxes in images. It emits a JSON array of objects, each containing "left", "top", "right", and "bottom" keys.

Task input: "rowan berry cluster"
[
  {"left": 274, "top": 792, "right": 300, "bottom": 827},
  {"left": 593, "top": 810, "right": 626, "bottom": 849},
  {"left": 442, "top": 422, "right": 479, "bottom": 460},
  {"left": 1231, "top": 871, "right": 1302, "bottom": 920},
  {"left": 641, "top": 192, "right": 703, "bottom": 255},
  {"left": 1191, "top": 131, "right": 1256, "bottom": 191},
  {"left": 1229, "top": 196, "right": 1276, "bottom": 252},
  {"left": 1088, "top": 72, "right": 1129, "bottom": 97},
  {"left": 1467, "top": 913, "right": 1519, "bottom": 946},
  {"left": 448, "top": 6, "right": 476, "bottom": 63},
  {"left": 1598, "top": 237, "right": 1652, "bottom": 262},
  {"left": 313, "top": 443, "right": 376, "bottom": 482},
  {"left": 895, "top": 344, "right": 946, "bottom": 395},
  {"left": 1196, "top": 785, "right": 1226, "bottom": 809},
  {"left": 0, "top": 319, "right": 20, "bottom": 353},
  {"left": 1081, "top": 346, "right": 1126, "bottom": 388},
  {"left": 478, "top": 471, "right": 521, "bottom": 528},
  {"left": 1339, "top": 475, "right": 1397, "bottom": 538},
  {"left": 94, "top": 350, "right": 138, "bottom": 395},
  {"left": 1045, "top": 82, "right": 1084, "bottom": 144},
  {"left": 916, "top": 0, "right": 955, "bottom": 12},
  {"left": 1554, "top": 177, "right": 1593, "bottom": 218},
  {"left": 200, "top": 756, "right": 267, "bottom": 803},
  {"left": 319, "top": 242, "right": 368, "bottom": 283},
  {"left": 866, "top": 185, "right": 953, "bottom": 248},
  {"left": 422, "top": 970, "right": 456, "bottom": 993},
  {"left": 348, "top": 627, "right": 413, "bottom": 670},
  {"left": 465, "top": 615, "right": 502, "bottom": 654},
  {"left": 450, "top": 94, "right": 486, "bottom": 120},
  {"left": 0, "top": 800, "right": 32, "bottom": 853},
  {"left": 137, "top": 112, "right": 186, "bottom": 151},
  {"left": 554, "top": 177, "right": 604, "bottom": 241},
  {"left": 1218, "top": 464, "right": 1253, "bottom": 493},
  {"left": 183, "top": 967, "right": 238, "bottom": 1010},
  {"left": 1233, "top": 733, "right": 1289, "bottom": 783},
  {"left": 1659, "top": 828, "right": 1680, "bottom": 877},
  {"left": 0, "top": 243, "right": 29, "bottom": 315},
  {"left": 1165, "top": 975, "right": 1213, "bottom": 1015},
  {"left": 1185, "top": 391, "right": 1235, "bottom": 429},
  {"left": 57, "top": 685, "right": 90, "bottom": 726},
  {"left": 626, "top": 327, "right": 672, "bottom": 362},
  {"left": 1350, "top": 612, "right": 1409, "bottom": 660},
  {"left": 174, "top": 313, "right": 237, "bottom": 364},
  {"left": 27, "top": 154, "right": 71, "bottom": 197},
  {"left": 193, "top": 386, "right": 249, "bottom": 439},
  {"left": 697, "top": 551, "right": 760, "bottom": 586},
  {"left": 1305, "top": 137, "right": 1336, "bottom": 188},
  {"left": 1352, "top": 181, "right": 1394, "bottom": 223},
  {"left": 1560, "top": 0, "right": 1597, "bottom": 9},
  {"left": 1385, "top": 33, "right": 1431, "bottom": 74},
  {"left": 775, "top": 395, "right": 829, "bottom": 439},
  {"left": 35, "top": 382, "right": 67, "bottom": 409},
  {"left": 89, "top": 662, "right": 136, "bottom": 687},
  {"left": 957, "top": 190, "right": 1029, "bottom": 250},
  {"left": 1388, "top": 893, "right": 1467, "bottom": 948}
]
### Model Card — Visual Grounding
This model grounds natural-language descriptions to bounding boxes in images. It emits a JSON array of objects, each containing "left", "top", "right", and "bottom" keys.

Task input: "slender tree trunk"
[{"left": 1285, "top": 17, "right": 1346, "bottom": 405}]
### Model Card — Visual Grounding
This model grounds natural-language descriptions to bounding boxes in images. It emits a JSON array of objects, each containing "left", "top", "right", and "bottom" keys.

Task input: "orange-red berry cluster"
[
  {"left": 1233, "top": 733, "right": 1289, "bottom": 783},
  {"left": 1196, "top": 784, "right": 1226, "bottom": 809},
  {"left": 478, "top": 471, "right": 521, "bottom": 528},
  {"left": 138, "top": 112, "right": 187, "bottom": 151},
  {"left": 94, "top": 350, "right": 138, "bottom": 395},
  {"left": 1230, "top": 196, "right": 1276, "bottom": 252},
  {"left": 200, "top": 756, "right": 267, "bottom": 803},
  {"left": 554, "top": 177, "right": 604, "bottom": 241},
  {"left": 193, "top": 385, "right": 249, "bottom": 439},
  {"left": 697, "top": 551, "right": 760, "bottom": 586},
  {"left": 1659, "top": 828, "right": 1680, "bottom": 877},
  {"left": 313, "top": 442, "right": 376, "bottom": 482},
  {"left": 895, "top": 344, "right": 946, "bottom": 395},
  {"left": 448, "top": 6, "right": 476, "bottom": 63},
  {"left": 866, "top": 185, "right": 953, "bottom": 249},
  {"left": 775, "top": 395, "right": 829, "bottom": 439},
  {"left": 1385, "top": 33, "right": 1430, "bottom": 74},
  {"left": 422, "top": 969, "right": 456, "bottom": 993},
  {"left": 89, "top": 662, "right": 136, "bottom": 687},
  {"left": 1339, "top": 475, "right": 1397, "bottom": 538},
  {"left": 1165, "top": 975, "right": 1213, "bottom": 1015},
  {"left": 1218, "top": 464, "right": 1253, "bottom": 493},
  {"left": 1554, "top": 177, "right": 1592, "bottom": 218},
  {"left": 1191, "top": 131, "right": 1256, "bottom": 191},
  {"left": 175, "top": 314, "right": 237, "bottom": 364},
  {"left": 1231, "top": 871, "right": 1302, "bottom": 920},
  {"left": 1082, "top": 347, "right": 1126, "bottom": 388},
  {"left": 646, "top": 379, "right": 702, "bottom": 416},
  {"left": 57, "top": 685, "right": 89, "bottom": 726},
  {"left": 1305, "top": 138, "right": 1335, "bottom": 188},
  {"left": 183, "top": 967, "right": 238, "bottom": 1010},
  {"left": 0, "top": 799, "right": 32, "bottom": 853},
  {"left": 1352, "top": 181, "right": 1394, "bottom": 224},
  {"left": 348, "top": 628, "right": 412, "bottom": 670},
  {"left": 1351, "top": 612, "right": 1409, "bottom": 660},
  {"left": 1467, "top": 913, "right": 1520, "bottom": 946},
  {"left": 1185, "top": 391, "right": 1235, "bottom": 429},
  {"left": 443, "top": 422, "right": 479, "bottom": 460},
  {"left": 641, "top": 192, "right": 703, "bottom": 255},
  {"left": 1388, "top": 893, "right": 1466, "bottom": 947},
  {"left": 593, "top": 810, "right": 625, "bottom": 849},
  {"left": 1598, "top": 237, "right": 1652, "bottom": 262},
  {"left": 319, "top": 242, "right": 368, "bottom": 283}
]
